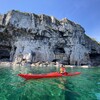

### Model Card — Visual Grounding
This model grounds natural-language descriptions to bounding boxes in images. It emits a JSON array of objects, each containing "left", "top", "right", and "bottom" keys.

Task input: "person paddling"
[{"left": 59, "top": 64, "right": 66, "bottom": 74}]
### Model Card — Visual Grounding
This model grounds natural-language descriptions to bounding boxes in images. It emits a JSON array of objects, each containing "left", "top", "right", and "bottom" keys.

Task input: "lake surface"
[{"left": 0, "top": 66, "right": 100, "bottom": 100}]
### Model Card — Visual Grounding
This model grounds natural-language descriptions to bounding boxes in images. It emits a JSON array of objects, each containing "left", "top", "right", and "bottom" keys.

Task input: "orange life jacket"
[{"left": 60, "top": 67, "right": 66, "bottom": 73}]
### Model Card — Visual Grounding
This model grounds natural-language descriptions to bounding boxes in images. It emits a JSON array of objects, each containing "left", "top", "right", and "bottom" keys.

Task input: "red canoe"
[{"left": 18, "top": 72, "right": 81, "bottom": 80}]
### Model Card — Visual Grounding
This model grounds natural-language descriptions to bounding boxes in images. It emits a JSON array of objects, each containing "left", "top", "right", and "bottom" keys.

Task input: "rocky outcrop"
[{"left": 0, "top": 10, "right": 100, "bottom": 66}]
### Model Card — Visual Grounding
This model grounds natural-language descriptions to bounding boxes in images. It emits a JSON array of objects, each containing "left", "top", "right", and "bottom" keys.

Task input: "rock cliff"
[{"left": 0, "top": 10, "right": 100, "bottom": 66}]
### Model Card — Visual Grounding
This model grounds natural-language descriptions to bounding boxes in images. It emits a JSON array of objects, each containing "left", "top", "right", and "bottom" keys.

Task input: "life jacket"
[{"left": 60, "top": 67, "right": 66, "bottom": 73}]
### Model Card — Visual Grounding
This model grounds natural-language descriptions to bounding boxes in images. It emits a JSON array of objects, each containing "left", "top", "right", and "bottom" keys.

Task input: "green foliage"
[
  {"left": 91, "top": 38, "right": 96, "bottom": 41},
  {"left": 91, "top": 38, "right": 100, "bottom": 44}
]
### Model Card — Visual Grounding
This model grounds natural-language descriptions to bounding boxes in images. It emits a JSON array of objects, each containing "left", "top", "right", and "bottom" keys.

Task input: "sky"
[{"left": 0, "top": 0, "right": 100, "bottom": 42}]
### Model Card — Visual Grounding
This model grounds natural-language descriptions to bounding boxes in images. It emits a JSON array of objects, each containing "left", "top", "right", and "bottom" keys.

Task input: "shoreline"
[{"left": 0, "top": 61, "right": 100, "bottom": 68}]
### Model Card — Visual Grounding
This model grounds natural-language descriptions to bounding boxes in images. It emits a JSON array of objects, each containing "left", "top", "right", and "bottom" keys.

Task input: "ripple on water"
[
  {"left": 97, "top": 82, "right": 100, "bottom": 85},
  {"left": 95, "top": 93, "right": 100, "bottom": 100}
]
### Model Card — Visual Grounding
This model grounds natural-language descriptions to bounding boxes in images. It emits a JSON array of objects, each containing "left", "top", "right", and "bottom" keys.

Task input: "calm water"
[{"left": 0, "top": 66, "right": 100, "bottom": 100}]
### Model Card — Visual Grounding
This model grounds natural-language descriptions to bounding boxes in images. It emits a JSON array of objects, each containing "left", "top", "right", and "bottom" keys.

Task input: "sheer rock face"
[{"left": 0, "top": 10, "right": 100, "bottom": 66}]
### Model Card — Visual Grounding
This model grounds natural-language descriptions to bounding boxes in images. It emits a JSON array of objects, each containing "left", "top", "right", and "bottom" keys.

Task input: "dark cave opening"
[
  {"left": 52, "top": 47, "right": 68, "bottom": 64},
  {"left": 52, "top": 59, "right": 60, "bottom": 62},
  {"left": 89, "top": 53, "right": 100, "bottom": 66},
  {"left": 54, "top": 47, "right": 65, "bottom": 54},
  {"left": 0, "top": 49, "right": 10, "bottom": 61},
  {"left": 89, "top": 53, "right": 100, "bottom": 58},
  {"left": 0, "top": 45, "right": 11, "bottom": 61}
]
